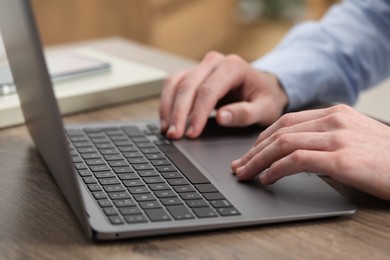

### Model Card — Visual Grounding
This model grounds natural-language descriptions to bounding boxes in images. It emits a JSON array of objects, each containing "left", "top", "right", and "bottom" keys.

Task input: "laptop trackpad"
[{"left": 180, "top": 139, "right": 256, "bottom": 184}]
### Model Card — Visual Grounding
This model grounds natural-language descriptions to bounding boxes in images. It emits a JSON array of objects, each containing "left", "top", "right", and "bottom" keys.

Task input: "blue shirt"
[{"left": 252, "top": 0, "right": 390, "bottom": 111}]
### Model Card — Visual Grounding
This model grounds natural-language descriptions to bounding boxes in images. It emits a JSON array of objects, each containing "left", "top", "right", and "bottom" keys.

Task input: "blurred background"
[{"left": 30, "top": 0, "right": 338, "bottom": 62}]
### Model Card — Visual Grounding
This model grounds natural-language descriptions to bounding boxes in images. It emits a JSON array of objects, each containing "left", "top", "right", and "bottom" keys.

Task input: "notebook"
[{"left": 0, "top": 0, "right": 355, "bottom": 240}]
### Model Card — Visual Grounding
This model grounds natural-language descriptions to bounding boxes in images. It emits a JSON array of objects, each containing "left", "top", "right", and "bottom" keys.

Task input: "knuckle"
[
  {"left": 226, "top": 54, "right": 244, "bottom": 65},
  {"left": 331, "top": 104, "right": 353, "bottom": 113},
  {"left": 204, "top": 51, "right": 223, "bottom": 62},
  {"left": 271, "top": 129, "right": 286, "bottom": 142},
  {"left": 276, "top": 133, "right": 293, "bottom": 148},
  {"left": 324, "top": 113, "right": 346, "bottom": 128},
  {"left": 290, "top": 150, "right": 307, "bottom": 165},
  {"left": 279, "top": 113, "right": 296, "bottom": 128}
]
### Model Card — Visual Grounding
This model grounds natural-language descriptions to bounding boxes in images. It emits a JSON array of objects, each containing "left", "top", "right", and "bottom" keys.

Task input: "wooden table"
[{"left": 1, "top": 38, "right": 390, "bottom": 260}]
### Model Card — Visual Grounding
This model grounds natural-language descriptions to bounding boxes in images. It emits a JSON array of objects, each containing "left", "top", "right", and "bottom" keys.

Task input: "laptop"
[{"left": 0, "top": 0, "right": 356, "bottom": 241}]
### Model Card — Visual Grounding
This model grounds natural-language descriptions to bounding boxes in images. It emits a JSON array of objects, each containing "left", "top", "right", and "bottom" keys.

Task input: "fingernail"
[
  {"left": 186, "top": 125, "right": 195, "bottom": 137},
  {"left": 219, "top": 110, "right": 233, "bottom": 125},
  {"left": 236, "top": 166, "right": 245, "bottom": 177},
  {"left": 231, "top": 159, "right": 241, "bottom": 169},
  {"left": 160, "top": 119, "right": 167, "bottom": 132},
  {"left": 167, "top": 124, "right": 176, "bottom": 136},
  {"left": 259, "top": 172, "right": 268, "bottom": 184}
]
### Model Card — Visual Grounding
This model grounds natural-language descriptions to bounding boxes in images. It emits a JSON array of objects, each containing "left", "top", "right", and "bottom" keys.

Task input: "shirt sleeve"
[{"left": 252, "top": 0, "right": 390, "bottom": 111}]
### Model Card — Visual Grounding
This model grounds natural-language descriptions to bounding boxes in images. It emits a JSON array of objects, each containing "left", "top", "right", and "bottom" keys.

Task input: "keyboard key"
[
  {"left": 114, "top": 140, "right": 134, "bottom": 146},
  {"left": 103, "top": 154, "right": 123, "bottom": 161},
  {"left": 131, "top": 137, "right": 148, "bottom": 143},
  {"left": 103, "top": 207, "right": 118, "bottom": 216},
  {"left": 140, "top": 148, "right": 160, "bottom": 154},
  {"left": 65, "top": 129, "right": 84, "bottom": 137},
  {"left": 166, "top": 205, "right": 195, "bottom": 220},
  {"left": 202, "top": 192, "right": 226, "bottom": 201},
  {"left": 110, "top": 135, "right": 128, "bottom": 141},
  {"left": 72, "top": 156, "right": 83, "bottom": 163},
  {"left": 128, "top": 186, "right": 150, "bottom": 194},
  {"left": 78, "top": 169, "right": 92, "bottom": 177},
  {"left": 123, "top": 152, "right": 142, "bottom": 158},
  {"left": 119, "top": 206, "right": 142, "bottom": 215},
  {"left": 161, "top": 197, "right": 183, "bottom": 206},
  {"left": 94, "top": 171, "right": 116, "bottom": 178},
  {"left": 98, "top": 199, "right": 112, "bottom": 208},
  {"left": 156, "top": 165, "right": 177, "bottom": 172},
  {"left": 192, "top": 207, "right": 218, "bottom": 218},
  {"left": 185, "top": 199, "right": 209, "bottom": 208},
  {"left": 143, "top": 176, "right": 165, "bottom": 184},
  {"left": 103, "top": 184, "right": 126, "bottom": 193},
  {"left": 109, "top": 191, "right": 131, "bottom": 200},
  {"left": 195, "top": 183, "right": 218, "bottom": 193},
  {"left": 151, "top": 159, "right": 171, "bottom": 166},
  {"left": 146, "top": 153, "right": 166, "bottom": 160},
  {"left": 123, "top": 179, "right": 144, "bottom": 187},
  {"left": 88, "top": 184, "right": 102, "bottom": 191},
  {"left": 173, "top": 185, "right": 195, "bottom": 193},
  {"left": 167, "top": 178, "right": 189, "bottom": 186},
  {"left": 179, "top": 192, "right": 202, "bottom": 200},
  {"left": 138, "top": 170, "right": 159, "bottom": 177},
  {"left": 124, "top": 214, "right": 148, "bottom": 224},
  {"left": 93, "top": 191, "right": 107, "bottom": 200},
  {"left": 109, "top": 216, "right": 124, "bottom": 225},
  {"left": 74, "top": 141, "right": 92, "bottom": 148},
  {"left": 161, "top": 171, "right": 183, "bottom": 179},
  {"left": 117, "top": 172, "right": 139, "bottom": 180},
  {"left": 99, "top": 148, "right": 119, "bottom": 155},
  {"left": 133, "top": 193, "right": 156, "bottom": 202},
  {"left": 154, "top": 190, "right": 176, "bottom": 198},
  {"left": 90, "top": 165, "right": 110, "bottom": 172},
  {"left": 122, "top": 126, "right": 144, "bottom": 137},
  {"left": 108, "top": 160, "right": 130, "bottom": 167},
  {"left": 85, "top": 159, "right": 105, "bottom": 165},
  {"left": 81, "top": 152, "right": 100, "bottom": 159},
  {"left": 112, "top": 166, "right": 134, "bottom": 174},
  {"left": 128, "top": 158, "right": 148, "bottom": 164},
  {"left": 99, "top": 178, "right": 121, "bottom": 185},
  {"left": 210, "top": 200, "right": 232, "bottom": 208},
  {"left": 91, "top": 137, "right": 110, "bottom": 144},
  {"left": 96, "top": 143, "right": 115, "bottom": 149},
  {"left": 118, "top": 146, "right": 138, "bottom": 152},
  {"left": 139, "top": 201, "right": 162, "bottom": 209},
  {"left": 74, "top": 163, "right": 87, "bottom": 170},
  {"left": 83, "top": 176, "right": 97, "bottom": 184},
  {"left": 145, "top": 209, "right": 171, "bottom": 222},
  {"left": 216, "top": 207, "right": 241, "bottom": 217},
  {"left": 133, "top": 164, "right": 153, "bottom": 171},
  {"left": 84, "top": 127, "right": 104, "bottom": 133},
  {"left": 136, "top": 143, "right": 155, "bottom": 149},
  {"left": 148, "top": 183, "right": 170, "bottom": 191},
  {"left": 113, "top": 199, "right": 136, "bottom": 207}
]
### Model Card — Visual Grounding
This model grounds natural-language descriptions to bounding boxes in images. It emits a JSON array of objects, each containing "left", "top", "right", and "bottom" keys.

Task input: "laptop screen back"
[{"left": 0, "top": 0, "right": 90, "bottom": 236}]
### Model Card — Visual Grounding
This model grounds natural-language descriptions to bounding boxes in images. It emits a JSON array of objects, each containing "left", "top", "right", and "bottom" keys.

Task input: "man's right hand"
[{"left": 159, "top": 51, "right": 289, "bottom": 139}]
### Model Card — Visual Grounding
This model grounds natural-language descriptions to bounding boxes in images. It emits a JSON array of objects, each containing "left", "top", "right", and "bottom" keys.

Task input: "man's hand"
[
  {"left": 232, "top": 104, "right": 390, "bottom": 201},
  {"left": 159, "top": 51, "right": 288, "bottom": 139}
]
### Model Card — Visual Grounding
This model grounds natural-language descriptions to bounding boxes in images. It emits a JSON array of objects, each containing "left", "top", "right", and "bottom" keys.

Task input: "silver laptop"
[{"left": 0, "top": 0, "right": 355, "bottom": 241}]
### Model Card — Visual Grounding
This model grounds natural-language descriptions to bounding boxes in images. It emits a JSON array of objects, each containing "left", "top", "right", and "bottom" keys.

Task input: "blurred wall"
[{"left": 31, "top": 0, "right": 236, "bottom": 60}]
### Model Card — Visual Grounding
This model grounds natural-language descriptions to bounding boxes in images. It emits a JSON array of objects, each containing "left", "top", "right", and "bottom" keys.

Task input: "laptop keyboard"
[{"left": 66, "top": 124, "right": 240, "bottom": 225}]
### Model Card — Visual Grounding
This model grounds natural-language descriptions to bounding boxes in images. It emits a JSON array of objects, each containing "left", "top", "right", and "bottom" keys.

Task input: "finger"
[
  {"left": 233, "top": 117, "right": 335, "bottom": 171},
  {"left": 160, "top": 70, "right": 189, "bottom": 132},
  {"left": 166, "top": 52, "right": 225, "bottom": 139},
  {"left": 259, "top": 150, "right": 336, "bottom": 184},
  {"left": 186, "top": 55, "right": 248, "bottom": 138},
  {"left": 234, "top": 132, "right": 333, "bottom": 180},
  {"left": 255, "top": 106, "right": 340, "bottom": 146},
  {"left": 216, "top": 98, "right": 270, "bottom": 127}
]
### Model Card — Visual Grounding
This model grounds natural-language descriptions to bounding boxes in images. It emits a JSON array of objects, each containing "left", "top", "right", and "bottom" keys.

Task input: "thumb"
[{"left": 216, "top": 101, "right": 266, "bottom": 127}]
